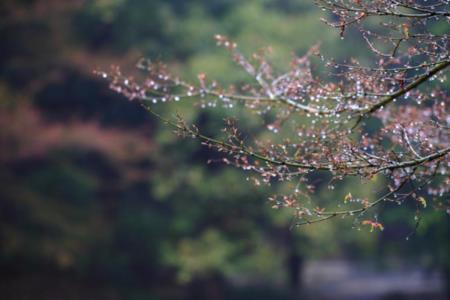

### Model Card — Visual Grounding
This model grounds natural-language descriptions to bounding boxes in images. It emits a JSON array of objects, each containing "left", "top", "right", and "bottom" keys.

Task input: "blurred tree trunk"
[
  {"left": 287, "top": 249, "right": 303, "bottom": 299},
  {"left": 283, "top": 228, "right": 304, "bottom": 299}
]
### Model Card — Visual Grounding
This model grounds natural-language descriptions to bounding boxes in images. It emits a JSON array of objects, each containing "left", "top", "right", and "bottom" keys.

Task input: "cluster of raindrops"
[{"left": 99, "top": 0, "right": 450, "bottom": 228}]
